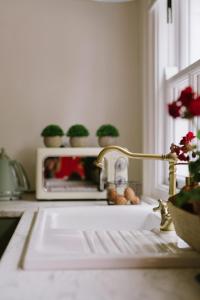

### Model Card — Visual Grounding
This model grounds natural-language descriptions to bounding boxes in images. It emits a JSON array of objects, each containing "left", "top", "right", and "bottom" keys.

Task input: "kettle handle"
[{"left": 11, "top": 161, "right": 30, "bottom": 192}]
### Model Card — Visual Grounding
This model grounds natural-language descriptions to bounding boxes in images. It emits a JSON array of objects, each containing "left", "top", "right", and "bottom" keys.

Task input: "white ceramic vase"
[
  {"left": 70, "top": 137, "right": 88, "bottom": 147},
  {"left": 43, "top": 136, "right": 62, "bottom": 147},
  {"left": 98, "top": 136, "right": 117, "bottom": 147}
]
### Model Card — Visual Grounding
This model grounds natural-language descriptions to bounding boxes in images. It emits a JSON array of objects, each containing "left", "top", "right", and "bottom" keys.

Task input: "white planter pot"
[
  {"left": 43, "top": 136, "right": 62, "bottom": 148},
  {"left": 98, "top": 136, "right": 117, "bottom": 147},
  {"left": 70, "top": 137, "right": 88, "bottom": 147}
]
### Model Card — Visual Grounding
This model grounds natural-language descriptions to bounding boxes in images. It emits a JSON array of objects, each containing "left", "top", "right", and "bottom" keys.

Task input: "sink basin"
[
  {"left": 23, "top": 204, "right": 200, "bottom": 270},
  {"left": 0, "top": 217, "right": 20, "bottom": 259}
]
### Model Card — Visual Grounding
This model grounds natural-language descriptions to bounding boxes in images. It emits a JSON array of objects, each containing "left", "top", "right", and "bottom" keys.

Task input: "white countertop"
[{"left": 0, "top": 196, "right": 200, "bottom": 300}]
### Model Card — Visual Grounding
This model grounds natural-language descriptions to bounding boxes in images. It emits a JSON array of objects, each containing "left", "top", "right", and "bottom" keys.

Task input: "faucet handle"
[
  {"left": 153, "top": 199, "right": 174, "bottom": 231},
  {"left": 153, "top": 199, "right": 166, "bottom": 212}
]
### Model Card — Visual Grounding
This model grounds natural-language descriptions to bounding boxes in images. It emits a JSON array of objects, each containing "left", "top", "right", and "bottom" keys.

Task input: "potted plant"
[
  {"left": 167, "top": 86, "right": 200, "bottom": 252},
  {"left": 96, "top": 124, "right": 119, "bottom": 147},
  {"left": 66, "top": 124, "right": 89, "bottom": 147},
  {"left": 41, "top": 124, "right": 64, "bottom": 147}
]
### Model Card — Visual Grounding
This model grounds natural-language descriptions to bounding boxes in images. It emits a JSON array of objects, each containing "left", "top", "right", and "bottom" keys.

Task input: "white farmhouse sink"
[{"left": 23, "top": 204, "right": 200, "bottom": 270}]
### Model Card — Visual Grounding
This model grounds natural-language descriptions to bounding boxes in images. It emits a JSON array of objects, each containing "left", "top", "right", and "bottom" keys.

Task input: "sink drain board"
[{"left": 23, "top": 227, "right": 200, "bottom": 270}]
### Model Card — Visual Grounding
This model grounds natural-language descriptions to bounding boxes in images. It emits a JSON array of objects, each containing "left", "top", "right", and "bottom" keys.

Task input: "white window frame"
[
  {"left": 142, "top": 0, "right": 200, "bottom": 200},
  {"left": 165, "top": 60, "right": 200, "bottom": 186},
  {"left": 142, "top": 0, "right": 173, "bottom": 201}
]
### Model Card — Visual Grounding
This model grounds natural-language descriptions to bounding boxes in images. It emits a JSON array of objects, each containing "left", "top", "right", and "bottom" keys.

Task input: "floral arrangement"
[{"left": 168, "top": 86, "right": 200, "bottom": 214}]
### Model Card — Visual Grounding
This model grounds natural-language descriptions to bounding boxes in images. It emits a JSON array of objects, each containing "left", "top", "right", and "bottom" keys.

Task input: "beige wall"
[{"left": 0, "top": 0, "right": 141, "bottom": 189}]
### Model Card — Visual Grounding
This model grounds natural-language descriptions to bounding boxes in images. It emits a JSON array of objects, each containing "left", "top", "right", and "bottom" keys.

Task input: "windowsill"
[{"left": 167, "top": 58, "right": 200, "bottom": 82}]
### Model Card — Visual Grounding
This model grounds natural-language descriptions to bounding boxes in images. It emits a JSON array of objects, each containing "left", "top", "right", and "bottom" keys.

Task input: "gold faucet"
[
  {"left": 96, "top": 145, "right": 177, "bottom": 231},
  {"left": 153, "top": 199, "right": 174, "bottom": 231}
]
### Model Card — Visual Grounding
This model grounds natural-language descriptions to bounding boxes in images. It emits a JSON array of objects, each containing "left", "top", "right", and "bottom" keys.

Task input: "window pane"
[{"left": 190, "top": 0, "right": 200, "bottom": 64}]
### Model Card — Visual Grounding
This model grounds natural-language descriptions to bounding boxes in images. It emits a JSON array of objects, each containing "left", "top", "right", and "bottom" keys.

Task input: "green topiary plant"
[
  {"left": 41, "top": 124, "right": 64, "bottom": 137},
  {"left": 66, "top": 124, "right": 89, "bottom": 137},
  {"left": 96, "top": 124, "right": 119, "bottom": 137}
]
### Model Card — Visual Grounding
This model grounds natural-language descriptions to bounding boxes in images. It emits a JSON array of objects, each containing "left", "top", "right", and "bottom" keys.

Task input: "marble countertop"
[{"left": 0, "top": 196, "right": 200, "bottom": 300}]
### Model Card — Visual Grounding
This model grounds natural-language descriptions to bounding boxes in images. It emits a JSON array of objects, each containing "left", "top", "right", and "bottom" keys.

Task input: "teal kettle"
[{"left": 0, "top": 148, "right": 30, "bottom": 200}]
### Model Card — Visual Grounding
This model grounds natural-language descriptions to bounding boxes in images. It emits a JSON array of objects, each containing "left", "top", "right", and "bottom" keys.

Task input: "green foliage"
[
  {"left": 173, "top": 152, "right": 200, "bottom": 210},
  {"left": 174, "top": 190, "right": 190, "bottom": 208},
  {"left": 41, "top": 124, "right": 64, "bottom": 137},
  {"left": 189, "top": 152, "right": 200, "bottom": 182},
  {"left": 96, "top": 124, "right": 119, "bottom": 137},
  {"left": 66, "top": 124, "right": 89, "bottom": 137},
  {"left": 174, "top": 188, "right": 200, "bottom": 208}
]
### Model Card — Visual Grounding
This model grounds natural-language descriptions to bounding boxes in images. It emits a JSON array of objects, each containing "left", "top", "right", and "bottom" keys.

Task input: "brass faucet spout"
[
  {"left": 96, "top": 145, "right": 177, "bottom": 198},
  {"left": 96, "top": 146, "right": 177, "bottom": 231},
  {"left": 96, "top": 145, "right": 175, "bottom": 164}
]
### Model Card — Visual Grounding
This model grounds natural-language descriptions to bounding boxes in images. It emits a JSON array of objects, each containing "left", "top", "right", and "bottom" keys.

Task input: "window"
[
  {"left": 143, "top": 0, "right": 200, "bottom": 200},
  {"left": 166, "top": 0, "right": 200, "bottom": 186},
  {"left": 189, "top": 0, "right": 200, "bottom": 65}
]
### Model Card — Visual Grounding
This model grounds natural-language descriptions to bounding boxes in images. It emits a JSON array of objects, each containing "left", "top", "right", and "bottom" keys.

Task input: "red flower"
[
  {"left": 168, "top": 101, "right": 180, "bottom": 118},
  {"left": 186, "top": 131, "right": 195, "bottom": 141},
  {"left": 180, "top": 137, "right": 187, "bottom": 145},
  {"left": 188, "top": 96, "right": 200, "bottom": 116},
  {"left": 178, "top": 153, "right": 189, "bottom": 161},
  {"left": 178, "top": 86, "right": 194, "bottom": 107},
  {"left": 180, "top": 131, "right": 196, "bottom": 145},
  {"left": 170, "top": 131, "right": 195, "bottom": 162},
  {"left": 170, "top": 144, "right": 179, "bottom": 154},
  {"left": 170, "top": 143, "right": 180, "bottom": 155}
]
